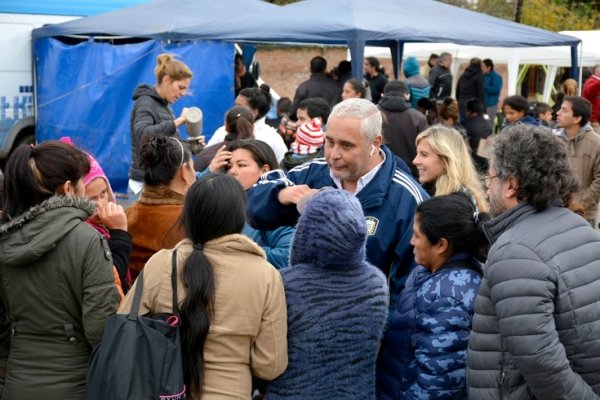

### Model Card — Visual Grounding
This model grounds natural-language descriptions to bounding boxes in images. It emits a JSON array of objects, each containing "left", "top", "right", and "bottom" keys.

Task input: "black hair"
[
  {"left": 502, "top": 95, "right": 530, "bottom": 113},
  {"left": 338, "top": 60, "right": 352, "bottom": 76},
  {"left": 563, "top": 96, "right": 592, "bottom": 127},
  {"left": 383, "top": 80, "right": 409, "bottom": 96},
  {"left": 226, "top": 139, "right": 279, "bottom": 171},
  {"left": 297, "top": 97, "right": 332, "bottom": 123},
  {"left": 428, "top": 53, "right": 439, "bottom": 67},
  {"left": 276, "top": 97, "right": 292, "bottom": 114},
  {"left": 415, "top": 192, "right": 490, "bottom": 266},
  {"left": 366, "top": 56, "right": 385, "bottom": 74},
  {"left": 2, "top": 141, "right": 90, "bottom": 221},
  {"left": 139, "top": 135, "right": 192, "bottom": 186},
  {"left": 310, "top": 56, "right": 327, "bottom": 74},
  {"left": 238, "top": 84, "right": 272, "bottom": 120},
  {"left": 417, "top": 97, "right": 439, "bottom": 125},
  {"left": 344, "top": 78, "right": 367, "bottom": 98},
  {"left": 224, "top": 105, "right": 254, "bottom": 141},
  {"left": 180, "top": 173, "right": 247, "bottom": 394},
  {"left": 482, "top": 58, "right": 494, "bottom": 70},
  {"left": 466, "top": 98, "right": 484, "bottom": 115},
  {"left": 534, "top": 102, "right": 551, "bottom": 117}
]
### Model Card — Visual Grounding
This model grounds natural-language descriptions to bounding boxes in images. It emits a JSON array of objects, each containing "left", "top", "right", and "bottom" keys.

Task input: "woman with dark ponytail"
[
  {"left": 207, "top": 84, "right": 288, "bottom": 162},
  {"left": 119, "top": 174, "right": 288, "bottom": 399},
  {"left": 378, "top": 192, "right": 488, "bottom": 400},
  {"left": 193, "top": 105, "right": 254, "bottom": 172},
  {"left": 126, "top": 134, "right": 196, "bottom": 284},
  {"left": 0, "top": 141, "right": 120, "bottom": 399}
]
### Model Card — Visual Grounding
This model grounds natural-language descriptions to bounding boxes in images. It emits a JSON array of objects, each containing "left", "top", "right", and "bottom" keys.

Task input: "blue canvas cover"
[
  {"left": 32, "top": 0, "right": 278, "bottom": 40},
  {"left": 33, "top": 0, "right": 581, "bottom": 81},
  {"left": 34, "top": 38, "right": 233, "bottom": 193}
]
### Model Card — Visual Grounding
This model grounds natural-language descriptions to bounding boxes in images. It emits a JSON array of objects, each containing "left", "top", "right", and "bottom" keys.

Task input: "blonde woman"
[
  {"left": 413, "top": 125, "right": 489, "bottom": 212},
  {"left": 129, "top": 53, "right": 193, "bottom": 198}
]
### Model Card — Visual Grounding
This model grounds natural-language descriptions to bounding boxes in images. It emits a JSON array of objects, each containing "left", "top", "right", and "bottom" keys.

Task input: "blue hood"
[{"left": 403, "top": 56, "right": 420, "bottom": 78}]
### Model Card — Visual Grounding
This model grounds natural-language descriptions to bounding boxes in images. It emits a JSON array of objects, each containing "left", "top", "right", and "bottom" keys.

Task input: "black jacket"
[
  {"left": 292, "top": 73, "right": 340, "bottom": 112},
  {"left": 129, "top": 84, "right": 179, "bottom": 182},
  {"left": 379, "top": 95, "right": 428, "bottom": 178},
  {"left": 464, "top": 115, "right": 492, "bottom": 173},
  {"left": 456, "top": 65, "right": 485, "bottom": 116},
  {"left": 428, "top": 65, "right": 453, "bottom": 100}
]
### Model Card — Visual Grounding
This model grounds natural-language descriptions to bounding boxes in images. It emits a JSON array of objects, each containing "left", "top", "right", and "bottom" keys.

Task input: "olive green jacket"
[{"left": 0, "top": 195, "right": 120, "bottom": 400}]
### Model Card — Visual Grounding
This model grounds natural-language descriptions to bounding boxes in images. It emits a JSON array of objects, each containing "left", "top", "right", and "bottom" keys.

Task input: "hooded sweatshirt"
[
  {"left": 129, "top": 84, "right": 179, "bottom": 182},
  {"left": 378, "top": 94, "right": 428, "bottom": 178},
  {"left": 403, "top": 57, "right": 431, "bottom": 108},
  {"left": 456, "top": 63, "right": 485, "bottom": 116},
  {"left": 266, "top": 189, "right": 388, "bottom": 400}
]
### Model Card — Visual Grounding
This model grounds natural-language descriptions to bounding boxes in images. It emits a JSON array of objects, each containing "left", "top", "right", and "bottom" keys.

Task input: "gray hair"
[
  {"left": 489, "top": 125, "right": 579, "bottom": 211},
  {"left": 440, "top": 52, "right": 452, "bottom": 61},
  {"left": 329, "top": 98, "right": 381, "bottom": 142}
]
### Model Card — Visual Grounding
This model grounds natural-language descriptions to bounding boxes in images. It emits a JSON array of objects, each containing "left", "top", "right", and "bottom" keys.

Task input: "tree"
[{"left": 446, "top": 0, "right": 599, "bottom": 30}]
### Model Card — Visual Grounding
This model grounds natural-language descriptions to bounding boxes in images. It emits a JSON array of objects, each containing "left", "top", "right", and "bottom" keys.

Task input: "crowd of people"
[{"left": 1, "top": 51, "right": 600, "bottom": 400}]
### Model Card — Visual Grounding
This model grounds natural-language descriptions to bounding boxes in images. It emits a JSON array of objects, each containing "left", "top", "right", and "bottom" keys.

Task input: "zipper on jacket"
[{"left": 499, "top": 367, "right": 510, "bottom": 400}]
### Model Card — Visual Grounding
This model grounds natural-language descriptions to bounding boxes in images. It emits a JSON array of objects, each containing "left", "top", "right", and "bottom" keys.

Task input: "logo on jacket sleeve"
[{"left": 366, "top": 216, "right": 379, "bottom": 236}]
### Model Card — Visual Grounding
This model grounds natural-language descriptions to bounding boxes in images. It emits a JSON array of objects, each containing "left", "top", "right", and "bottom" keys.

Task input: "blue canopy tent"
[
  {"left": 217, "top": 0, "right": 582, "bottom": 83},
  {"left": 32, "top": 0, "right": 278, "bottom": 192}
]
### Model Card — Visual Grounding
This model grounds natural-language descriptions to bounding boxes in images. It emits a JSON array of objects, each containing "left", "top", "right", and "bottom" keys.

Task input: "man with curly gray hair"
[{"left": 466, "top": 125, "right": 600, "bottom": 399}]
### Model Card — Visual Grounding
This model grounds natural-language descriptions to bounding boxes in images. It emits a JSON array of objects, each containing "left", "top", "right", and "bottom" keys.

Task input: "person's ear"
[
  {"left": 181, "top": 162, "right": 193, "bottom": 184},
  {"left": 59, "top": 180, "right": 75, "bottom": 195},
  {"left": 372, "top": 134, "right": 382, "bottom": 148},
  {"left": 436, "top": 237, "right": 449, "bottom": 257},
  {"left": 261, "top": 165, "right": 271, "bottom": 174},
  {"left": 505, "top": 176, "right": 520, "bottom": 200}
]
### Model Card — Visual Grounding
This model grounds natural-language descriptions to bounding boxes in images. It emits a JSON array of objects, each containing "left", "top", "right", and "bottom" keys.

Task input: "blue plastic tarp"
[{"left": 34, "top": 37, "right": 233, "bottom": 193}]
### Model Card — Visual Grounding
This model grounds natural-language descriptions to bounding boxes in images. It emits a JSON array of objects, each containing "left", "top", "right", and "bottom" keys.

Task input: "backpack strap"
[
  {"left": 128, "top": 269, "right": 145, "bottom": 320},
  {"left": 171, "top": 249, "right": 179, "bottom": 314}
]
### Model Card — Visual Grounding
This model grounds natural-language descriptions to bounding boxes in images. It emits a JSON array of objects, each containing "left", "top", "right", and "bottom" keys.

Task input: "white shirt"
[
  {"left": 330, "top": 148, "right": 386, "bottom": 195},
  {"left": 206, "top": 117, "right": 288, "bottom": 162}
]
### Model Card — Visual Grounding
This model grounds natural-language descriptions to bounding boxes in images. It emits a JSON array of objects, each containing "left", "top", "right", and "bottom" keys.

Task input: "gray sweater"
[{"left": 467, "top": 202, "right": 600, "bottom": 399}]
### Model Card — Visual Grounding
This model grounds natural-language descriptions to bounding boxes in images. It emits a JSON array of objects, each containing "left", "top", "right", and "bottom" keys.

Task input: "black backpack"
[{"left": 86, "top": 250, "right": 187, "bottom": 400}]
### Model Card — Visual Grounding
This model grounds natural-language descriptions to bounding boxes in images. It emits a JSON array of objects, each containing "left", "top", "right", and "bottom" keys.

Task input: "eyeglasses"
[{"left": 482, "top": 174, "right": 500, "bottom": 189}]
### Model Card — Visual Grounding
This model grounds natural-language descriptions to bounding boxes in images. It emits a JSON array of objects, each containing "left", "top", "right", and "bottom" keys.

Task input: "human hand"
[
  {"left": 277, "top": 185, "right": 319, "bottom": 205},
  {"left": 208, "top": 145, "right": 232, "bottom": 173},
  {"left": 96, "top": 201, "right": 127, "bottom": 231},
  {"left": 175, "top": 108, "right": 188, "bottom": 127}
]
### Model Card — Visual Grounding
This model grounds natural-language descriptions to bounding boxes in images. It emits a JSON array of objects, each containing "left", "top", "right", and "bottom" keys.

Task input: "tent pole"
[
  {"left": 349, "top": 40, "right": 366, "bottom": 79},
  {"left": 390, "top": 41, "right": 403, "bottom": 80},
  {"left": 570, "top": 44, "right": 579, "bottom": 84}
]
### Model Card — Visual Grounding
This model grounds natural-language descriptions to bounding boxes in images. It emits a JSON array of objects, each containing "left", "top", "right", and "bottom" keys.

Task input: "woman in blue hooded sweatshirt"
[
  {"left": 266, "top": 189, "right": 389, "bottom": 400},
  {"left": 403, "top": 56, "right": 431, "bottom": 108}
]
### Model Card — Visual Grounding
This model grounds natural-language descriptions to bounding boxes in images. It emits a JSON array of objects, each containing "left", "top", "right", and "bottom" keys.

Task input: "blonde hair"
[
  {"left": 416, "top": 125, "right": 489, "bottom": 212},
  {"left": 561, "top": 79, "right": 578, "bottom": 96},
  {"left": 154, "top": 53, "right": 193, "bottom": 85}
]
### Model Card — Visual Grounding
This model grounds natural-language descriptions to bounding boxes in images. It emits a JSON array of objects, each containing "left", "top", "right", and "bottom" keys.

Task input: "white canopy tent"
[{"left": 364, "top": 30, "right": 600, "bottom": 102}]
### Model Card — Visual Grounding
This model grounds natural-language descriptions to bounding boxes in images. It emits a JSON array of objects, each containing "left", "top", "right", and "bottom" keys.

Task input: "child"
[
  {"left": 60, "top": 137, "right": 131, "bottom": 295},
  {"left": 534, "top": 102, "right": 555, "bottom": 128},
  {"left": 281, "top": 118, "right": 324, "bottom": 171},
  {"left": 84, "top": 154, "right": 132, "bottom": 295}
]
